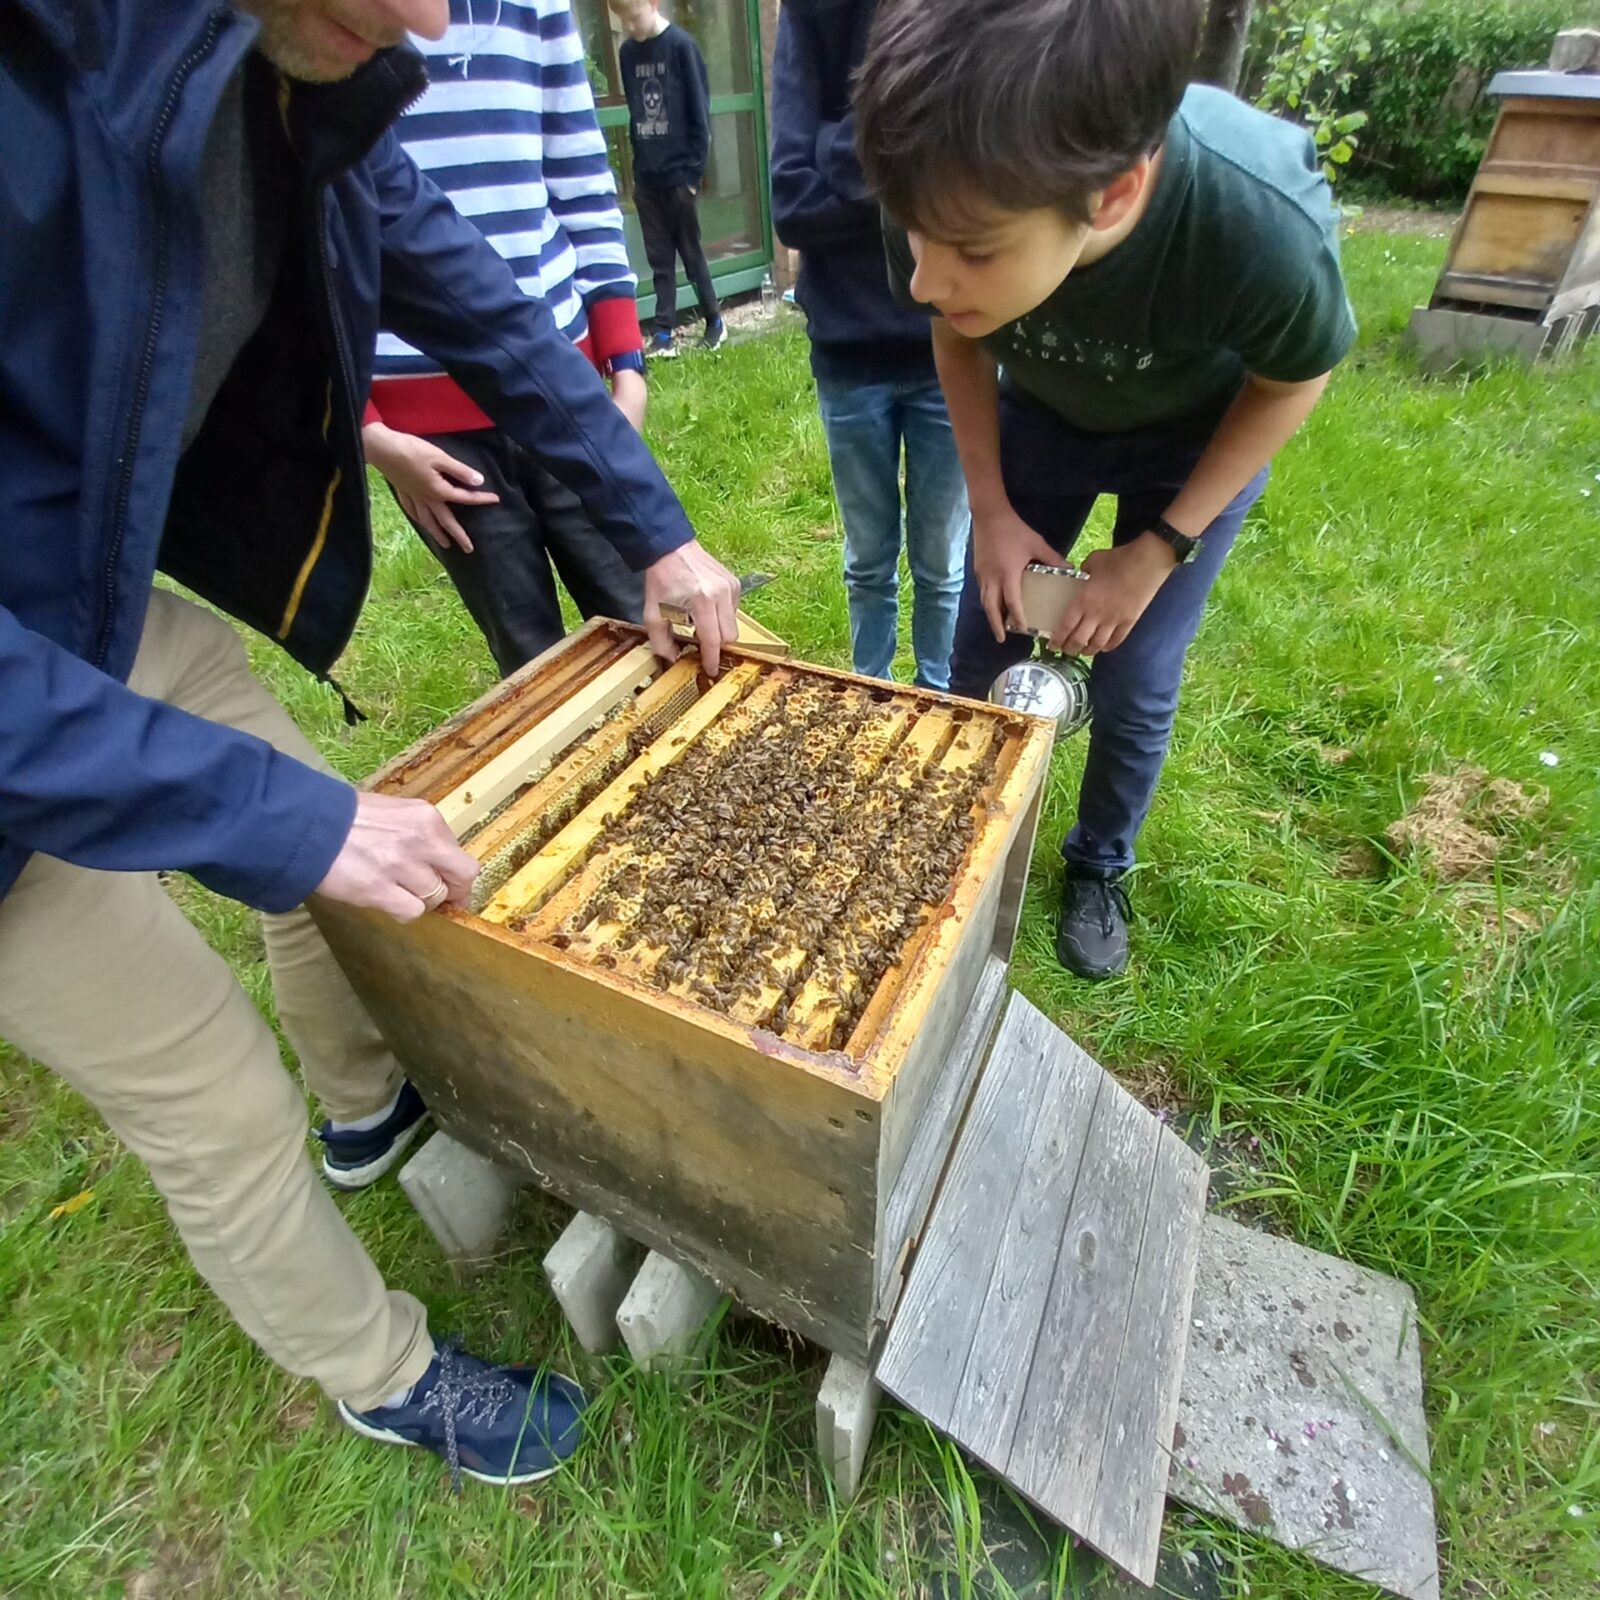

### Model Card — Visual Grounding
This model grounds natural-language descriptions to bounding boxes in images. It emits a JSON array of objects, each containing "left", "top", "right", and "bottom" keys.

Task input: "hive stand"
[{"left": 398, "top": 987, "right": 1438, "bottom": 1598}]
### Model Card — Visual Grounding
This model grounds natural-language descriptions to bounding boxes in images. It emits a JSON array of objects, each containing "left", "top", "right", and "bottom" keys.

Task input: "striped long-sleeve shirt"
[{"left": 368, "top": 0, "right": 642, "bottom": 436}]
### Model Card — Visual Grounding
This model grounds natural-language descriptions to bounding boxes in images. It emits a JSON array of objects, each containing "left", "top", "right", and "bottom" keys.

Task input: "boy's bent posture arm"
[{"left": 1044, "top": 368, "right": 1330, "bottom": 656}]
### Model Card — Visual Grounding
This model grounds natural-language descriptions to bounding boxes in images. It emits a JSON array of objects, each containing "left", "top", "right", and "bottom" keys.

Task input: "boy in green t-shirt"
[{"left": 855, "top": 0, "right": 1356, "bottom": 979}]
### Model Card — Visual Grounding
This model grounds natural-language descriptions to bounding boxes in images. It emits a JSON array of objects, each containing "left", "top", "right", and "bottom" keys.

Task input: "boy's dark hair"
[{"left": 854, "top": 0, "right": 1203, "bottom": 236}]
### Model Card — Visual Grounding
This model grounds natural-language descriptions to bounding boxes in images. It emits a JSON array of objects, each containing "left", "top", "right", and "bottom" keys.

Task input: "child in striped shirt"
[{"left": 363, "top": 0, "right": 654, "bottom": 676}]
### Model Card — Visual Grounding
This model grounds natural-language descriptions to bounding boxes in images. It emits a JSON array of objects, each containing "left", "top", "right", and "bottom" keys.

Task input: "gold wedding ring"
[{"left": 420, "top": 875, "right": 450, "bottom": 911}]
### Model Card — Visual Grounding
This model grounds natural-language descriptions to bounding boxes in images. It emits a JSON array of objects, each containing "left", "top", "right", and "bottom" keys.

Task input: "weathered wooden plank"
[
  {"left": 940, "top": 1010, "right": 1105, "bottom": 1465},
  {"left": 1081, "top": 1131, "right": 1208, "bottom": 1577},
  {"left": 874, "top": 994, "right": 1055, "bottom": 1423},
  {"left": 1004, "top": 1076, "right": 1162, "bottom": 1568},
  {"left": 876, "top": 953, "right": 1007, "bottom": 1298},
  {"left": 878, "top": 993, "right": 1207, "bottom": 1586},
  {"left": 437, "top": 645, "right": 659, "bottom": 834}
]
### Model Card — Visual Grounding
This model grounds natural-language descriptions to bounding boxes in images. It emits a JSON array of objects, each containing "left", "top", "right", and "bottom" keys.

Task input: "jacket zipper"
[
  {"left": 93, "top": 10, "right": 230, "bottom": 668},
  {"left": 281, "top": 67, "right": 429, "bottom": 659}
]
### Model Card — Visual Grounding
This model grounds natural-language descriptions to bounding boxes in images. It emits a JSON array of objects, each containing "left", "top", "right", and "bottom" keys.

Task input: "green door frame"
[{"left": 592, "top": 0, "right": 773, "bottom": 318}]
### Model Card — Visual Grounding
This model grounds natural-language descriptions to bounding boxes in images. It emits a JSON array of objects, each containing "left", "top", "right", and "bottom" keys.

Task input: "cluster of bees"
[{"left": 551, "top": 678, "right": 998, "bottom": 1053}]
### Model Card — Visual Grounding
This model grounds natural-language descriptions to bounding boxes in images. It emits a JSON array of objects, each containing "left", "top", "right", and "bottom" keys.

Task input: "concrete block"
[
  {"left": 543, "top": 1211, "right": 646, "bottom": 1354},
  {"left": 816, "top": 1353, "right": 881, "bottom": 1499},
  {"left": 1406, "top": 304, "right": 1550, "bottom": 371},
  {"left": 615, "top": 1250, "right": 725, "bottom": 1371},
  {"left": 398, "top": 1131, "right": 521, "bottom": 1270},
  {"left": 1170, "top": 1214, "right": 1439, "bottom": 1600}
]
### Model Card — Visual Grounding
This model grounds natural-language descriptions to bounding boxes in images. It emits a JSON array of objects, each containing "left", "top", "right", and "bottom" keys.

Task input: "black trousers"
[
  {"left": 636, "top": 183, "right": 720, "bottom": 334},
  {"left": 396, "top": 428, "right": 645, "bottom": 678}
]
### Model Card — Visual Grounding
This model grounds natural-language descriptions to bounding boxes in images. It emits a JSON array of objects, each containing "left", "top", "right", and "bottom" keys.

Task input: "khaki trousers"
[{"left": 0, "top": 590, "right": 434, "bottom": 1408}]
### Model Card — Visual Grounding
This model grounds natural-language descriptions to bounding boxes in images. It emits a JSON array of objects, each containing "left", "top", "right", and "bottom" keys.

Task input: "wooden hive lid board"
[{"left": 875, "top": 990, "right": 1209, "bottom": 1586}]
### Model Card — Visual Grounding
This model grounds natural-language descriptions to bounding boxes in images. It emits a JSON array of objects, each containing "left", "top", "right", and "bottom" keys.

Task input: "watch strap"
[
  {"left": 1149, "top": 514, "right": 1200, "bottom": 563},
  {"left": 606, "top": 350, "right": 647, "bottom": 377}
]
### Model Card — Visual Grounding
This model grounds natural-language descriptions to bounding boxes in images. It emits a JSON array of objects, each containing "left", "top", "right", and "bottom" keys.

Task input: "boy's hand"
[
  {"left": 362, "top": 421, "right": 499, "bottom": 554},
  {"left": 643, "top": 540, "right": 741, "bottom": 676},
  {"left": 611, "top": 368, "right": 648, "bottom": 432},
  {"left": 973, "top": 502, "right": 1064, "bottom": 643},
  {"left": 1050, "top": 535, "right": 1177, "bottom": 655}
]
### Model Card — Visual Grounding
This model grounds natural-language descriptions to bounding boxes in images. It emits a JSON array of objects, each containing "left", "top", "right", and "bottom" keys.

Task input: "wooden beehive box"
[
  {"left": 1410, "top": 69, "right": 1600, "bottom": 363},
  {"left": 313, "top": 620, "right": 1054, "bottom": 1363}
]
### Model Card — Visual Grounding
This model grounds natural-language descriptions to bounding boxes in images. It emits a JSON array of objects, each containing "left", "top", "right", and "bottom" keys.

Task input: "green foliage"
[
  {"left": 1245, "top": 0, "right": 1588, "bottom": 201},
  {"left": 1250, "top": 2, "right": 1372, "bottom": 186}
]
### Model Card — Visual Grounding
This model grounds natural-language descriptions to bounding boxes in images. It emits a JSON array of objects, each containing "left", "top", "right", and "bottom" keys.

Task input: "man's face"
[
  {"left": 609, "top": 0, "right": 660, "bottom": 43},
  {"left": 907, "top": 203, "right": 1091, "bottom": 340},
  {"left": 238, "top": 0, "right": 448, "bottom": 82}
]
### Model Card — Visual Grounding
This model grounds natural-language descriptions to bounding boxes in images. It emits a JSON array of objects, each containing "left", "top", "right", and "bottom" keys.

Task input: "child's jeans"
[
  {"left": 948, "top": 390, "right": 1268, "bottom": 877},
  {"left": 816, "top": 373, "right": 970, "bottom": 691}
]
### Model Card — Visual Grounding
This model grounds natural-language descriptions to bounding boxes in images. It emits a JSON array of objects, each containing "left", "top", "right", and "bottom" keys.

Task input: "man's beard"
[{"left": 240, "top": 0, "right": 373, "bottom": 83}]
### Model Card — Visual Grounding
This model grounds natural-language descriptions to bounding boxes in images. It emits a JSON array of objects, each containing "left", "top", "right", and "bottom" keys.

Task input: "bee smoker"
[
  {"left": 986, "top": 561, "right": 1094, "bottom": 738},
  {"left": 989, "top": 651, "right": 1092, "bottom": 737}
]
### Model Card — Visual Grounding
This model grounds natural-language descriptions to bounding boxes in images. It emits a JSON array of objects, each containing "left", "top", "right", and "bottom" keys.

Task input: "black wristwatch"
[
  {"left": 1148, "top": 514, "right": 1200, "bottom": 564},
  {"left": 606, "top": 350, "right": 647, "bottom": 378}
]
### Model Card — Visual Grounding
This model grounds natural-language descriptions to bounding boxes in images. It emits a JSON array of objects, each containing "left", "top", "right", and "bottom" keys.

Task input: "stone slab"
[
  {"left": 543, "top": 1211, "right": 646, "bottom": 1354},
  {"left": 816, "top": 1353, "right": 881, "bottom": 1499},
  {"left": 1169, "top": 1215, "right": 1439, "bottom": 1600},
  {"left": 398, "top": 1130, "right": 521, "bottom": 1270},
  {"left": 615, "top": 1250, "right": 726, "bottom": 1371}
]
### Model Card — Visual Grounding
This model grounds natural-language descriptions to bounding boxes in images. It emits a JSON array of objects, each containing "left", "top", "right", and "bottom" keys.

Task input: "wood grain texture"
[
  {"left": 941, "top": 1006, "right": 1104, "bottom": 1466},
  {"left": 312, "top": 897, "right": 883, "bottom": 1359},
  {"left": 876, "top": 953, "right": 1009, "bottom": 1319},
  {"left": 877, "top": 992, "right": 1207, "bottom": 1585},
  {"left": 437, "top": 646, "right": 658, "bottom": 834}
]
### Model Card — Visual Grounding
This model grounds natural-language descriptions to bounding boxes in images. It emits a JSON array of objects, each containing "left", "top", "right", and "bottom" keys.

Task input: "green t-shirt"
[{"left": 884, "top": 85, "right": 1357, "bottom": 436}]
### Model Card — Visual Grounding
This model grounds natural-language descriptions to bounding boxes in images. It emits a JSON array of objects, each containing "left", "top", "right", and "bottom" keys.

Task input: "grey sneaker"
[{"left": 1055, "top": 870, "right": 1131, "bottom": 979}]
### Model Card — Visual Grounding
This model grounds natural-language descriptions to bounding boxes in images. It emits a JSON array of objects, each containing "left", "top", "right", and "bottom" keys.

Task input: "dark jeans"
[
  {"left": 397, "top": 429, "right": 645, "bottom": 678},
  {"left": 636, "top": 183, "right": 720, "bottom": 334},
  {"left": 949, "top": 391, "right": 1268, "bottom": 877}
]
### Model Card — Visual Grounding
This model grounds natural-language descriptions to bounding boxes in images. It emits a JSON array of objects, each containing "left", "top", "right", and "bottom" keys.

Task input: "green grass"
[{"left": 3, "top": 233, "right": 1598, "bottom": 1598}]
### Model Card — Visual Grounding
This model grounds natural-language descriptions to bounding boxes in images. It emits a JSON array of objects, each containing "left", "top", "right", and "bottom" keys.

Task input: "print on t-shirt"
[{"left": 634, "top": 62, "right": 669, "bottom": 139}]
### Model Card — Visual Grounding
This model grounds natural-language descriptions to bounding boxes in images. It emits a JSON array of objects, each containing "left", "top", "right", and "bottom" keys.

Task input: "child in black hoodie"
[{"left": 611, "top": 0, "right": 725, "bottom": 354}]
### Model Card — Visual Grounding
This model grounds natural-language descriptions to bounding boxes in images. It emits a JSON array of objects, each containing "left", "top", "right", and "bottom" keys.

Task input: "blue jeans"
[
  {"left": 816, "top": 375, "right": 970, "bottom": 691},
  {"left": 949, "top": 391, "right": 1269, "bottom": 877}
]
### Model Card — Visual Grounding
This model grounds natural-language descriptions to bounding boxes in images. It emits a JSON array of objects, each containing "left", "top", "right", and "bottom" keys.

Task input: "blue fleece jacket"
[{"left": 769, "top": 0, "right": 935, "bottom": 385}]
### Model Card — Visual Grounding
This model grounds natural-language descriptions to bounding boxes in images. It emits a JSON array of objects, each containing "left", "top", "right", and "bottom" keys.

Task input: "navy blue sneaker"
[
  {"left": 699, "top": 317, "right": 726, "bottom": 352},
  {"left": 647, "top": 329, "right": 678, "bottom": 360},
  {"left": 339, "top": 1343, "right": 587, "bottom": 1489},
  {"left": 316, "top": 1080, "right": 431, "bottom": 1191}
]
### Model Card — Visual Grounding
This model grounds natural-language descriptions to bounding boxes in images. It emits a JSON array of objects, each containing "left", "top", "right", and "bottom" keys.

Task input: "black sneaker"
[
  {"left": 1056, "top": 870, "right": 1131, "bottom": 979},
  {"left": 699, "top": 317, "right": 726, "bottom": 352},
  {"left": 647, "top": 329, "right": 677, "bottom": 360},
  {"left": 315, "top": 1080, "right": 431, "bottom": 1191},
  {"left": 339, "top": 1342, "right": 587, "bottom": 1490}
]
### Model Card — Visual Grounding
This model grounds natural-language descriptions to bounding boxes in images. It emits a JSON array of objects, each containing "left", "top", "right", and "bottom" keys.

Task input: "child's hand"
[
  {"left": 972, "top": 502, "right": 1062, "bottom": 643},
  {"left": 362, "top": 421, "right": 499, "bottom": 554},
  {"left": 1050, "top": 535, "right": 1177, "bottom": 655}
]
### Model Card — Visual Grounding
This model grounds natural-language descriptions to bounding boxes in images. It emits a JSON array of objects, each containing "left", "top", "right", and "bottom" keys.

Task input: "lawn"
[{"left": 2, "top": 232, "right": 1597, "bottom": 1600}]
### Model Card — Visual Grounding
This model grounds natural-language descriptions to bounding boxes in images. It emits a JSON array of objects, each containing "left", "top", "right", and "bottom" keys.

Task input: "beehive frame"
[{"left": 313, "top": 621, "right": 1054, "bottom": 1360}]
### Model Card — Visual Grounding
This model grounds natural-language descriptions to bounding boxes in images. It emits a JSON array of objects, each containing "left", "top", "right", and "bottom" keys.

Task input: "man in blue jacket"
[
  {"left": 770, "top": 0, "right": 968, "bottom": 690},
  {"left": 0, "top": 0, "right": 740, "bottom": 1488}
]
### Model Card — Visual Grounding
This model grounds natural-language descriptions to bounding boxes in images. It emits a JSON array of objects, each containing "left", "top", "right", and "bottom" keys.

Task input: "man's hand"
[
  {"left": 362, "top": 421, "right": 499, "bottom": 554},
  {"left": 973, "top": 500, "right": 1064, "bottom": 643},
  {"left": 1049, "top": 534, "right": 1178, "bottom": 655},
  {"left": 642, "top": 540, "right": 741, "bottom": 676},
  {"left": 314, "top": 792, "right": 479, "bottom": 923},
  {"left": 612, "top": 367, "right": 648, "bottom": 433}
]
